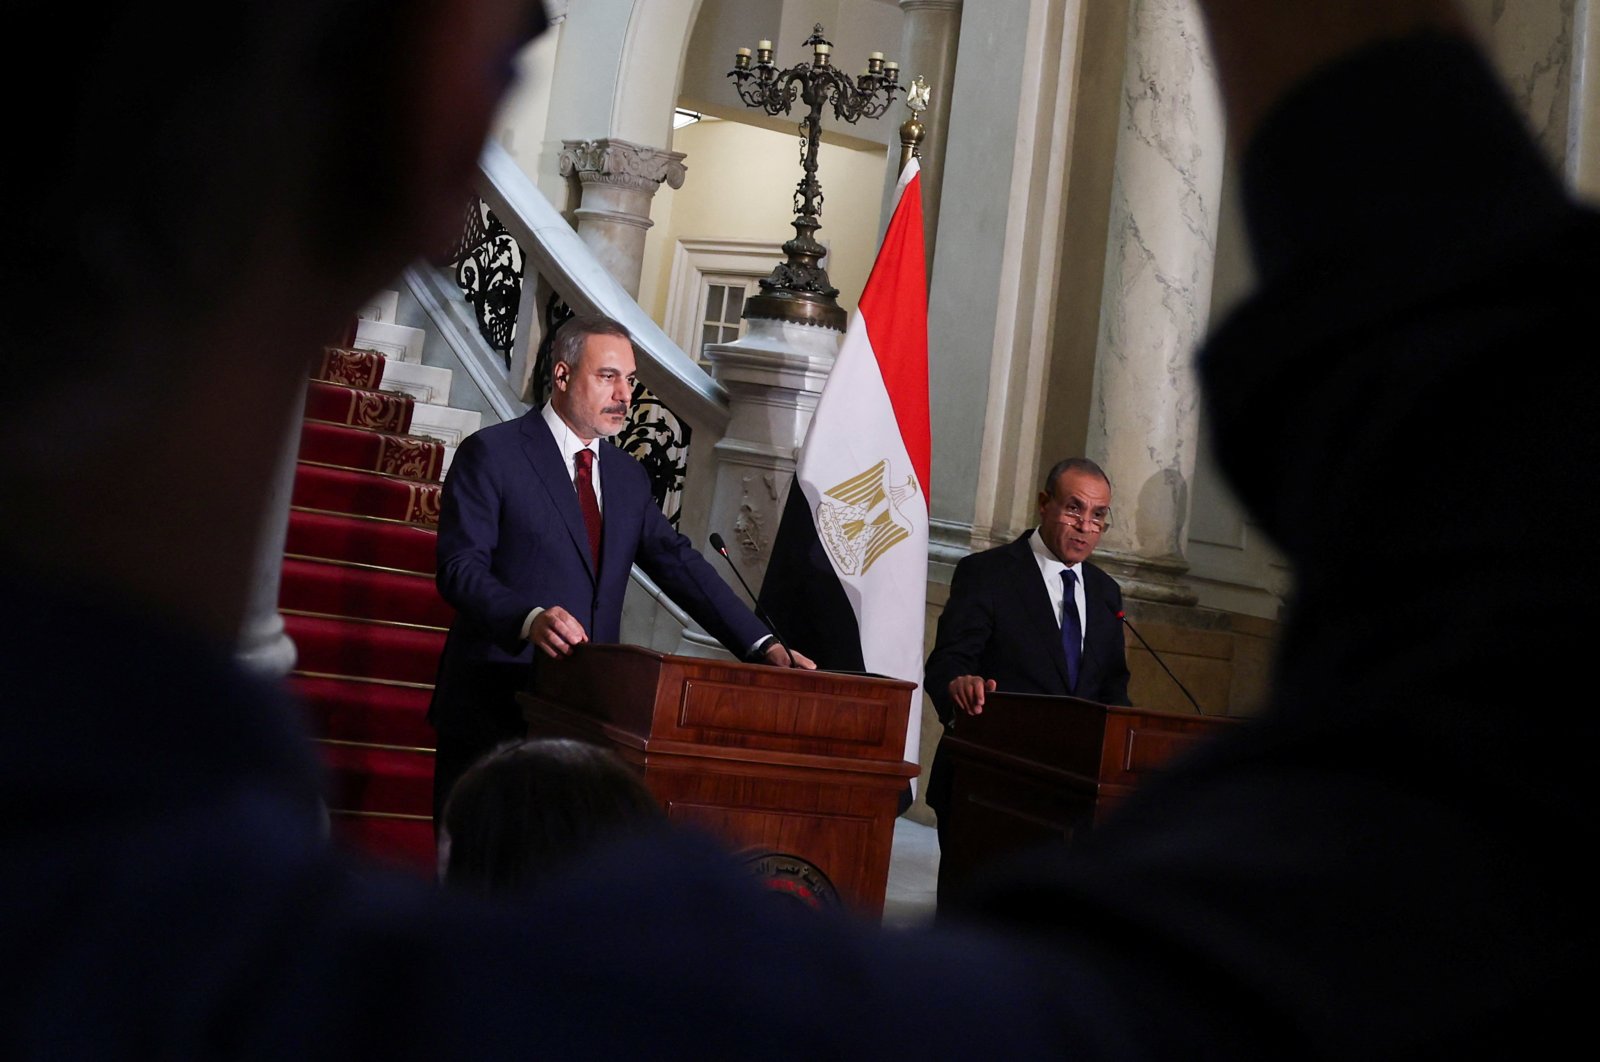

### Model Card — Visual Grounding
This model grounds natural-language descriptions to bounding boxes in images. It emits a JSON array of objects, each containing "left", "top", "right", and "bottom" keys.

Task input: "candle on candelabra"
[{"left": 723, "top": 23, "right": 903, "bottom": 331}]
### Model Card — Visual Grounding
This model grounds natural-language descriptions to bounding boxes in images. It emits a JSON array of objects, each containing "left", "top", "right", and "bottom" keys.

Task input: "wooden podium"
[
  {"left": 518, "top": 644, "right": 918, "bottom": 916},
  {"left": 938, "top": 692, "right": 1237, "bottom": 893}
]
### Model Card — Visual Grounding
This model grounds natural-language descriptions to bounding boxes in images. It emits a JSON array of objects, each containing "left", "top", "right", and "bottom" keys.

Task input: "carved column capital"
[{"left": 558, "top": 137, "right": 688, "bottom": 193}]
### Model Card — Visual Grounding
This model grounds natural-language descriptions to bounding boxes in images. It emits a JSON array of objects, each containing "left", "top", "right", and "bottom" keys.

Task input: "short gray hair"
[{"left": 550, "top": 314, "right": 633, "bottom": 374}]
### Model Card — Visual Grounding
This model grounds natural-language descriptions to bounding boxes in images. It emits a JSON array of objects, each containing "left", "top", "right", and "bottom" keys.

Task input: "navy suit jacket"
[
  {"left": 923, "top": 531, "right": 1131, "bottom": 815},
  {"left": 429, "top": 408, "right": 768, "bottom": 728}
]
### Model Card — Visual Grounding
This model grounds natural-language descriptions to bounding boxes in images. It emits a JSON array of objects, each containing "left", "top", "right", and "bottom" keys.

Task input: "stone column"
[
  {"left": 1460, "top": 0, "right": 1578, "bottom": 174},
  {"left": 1573, "top": 0, "right": 1600, "bottom": 200},
  {"left": 893, "top": 0, "right": 963, "bottom": 269},
  {"left": 557, "top": 137, "right": 687, "bottom": 298},
  {"left": 234, "top": 376, "right": 307, "bottom": 677},
  {"left": 700, "top": 320, "right": 841, "bottom": 590},
  {"left": 1086, "top": 0, "right": 1224, "bottom": 606}
]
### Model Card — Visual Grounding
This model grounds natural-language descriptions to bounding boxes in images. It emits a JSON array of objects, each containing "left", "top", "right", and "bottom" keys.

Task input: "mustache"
[{"left": 602, "top": 403, "right": 628, "bottom": 415}]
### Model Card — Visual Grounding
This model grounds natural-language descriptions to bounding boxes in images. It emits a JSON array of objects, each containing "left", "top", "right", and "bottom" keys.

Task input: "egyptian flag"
[{"left": 760, "top": 158, "right": 930, "bottom": 774}]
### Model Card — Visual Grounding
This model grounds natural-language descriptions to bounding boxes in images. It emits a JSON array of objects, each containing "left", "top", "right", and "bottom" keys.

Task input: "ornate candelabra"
[{"left": 729, "top": 24, "right": 900, "bottom": 331}]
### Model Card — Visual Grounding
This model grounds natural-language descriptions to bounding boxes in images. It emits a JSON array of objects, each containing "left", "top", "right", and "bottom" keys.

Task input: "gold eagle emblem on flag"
[{"left": 814, "top": 459, "right": 919, "bottom": 576}]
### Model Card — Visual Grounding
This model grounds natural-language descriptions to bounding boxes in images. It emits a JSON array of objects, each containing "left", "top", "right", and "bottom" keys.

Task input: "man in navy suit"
[
  {"left": 923, "top": 457, "right": 1131, "bottom": 894},
  {"left": 429, "top": 314, "right": 813, "bottom": 816}
]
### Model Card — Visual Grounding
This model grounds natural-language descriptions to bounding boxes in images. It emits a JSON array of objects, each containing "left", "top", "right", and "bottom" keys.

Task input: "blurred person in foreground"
[
  {"left": 440, "top": 738, "right": 665, "bottom": 893},
  {"left": 2, "top": 0, "right": 1593, "bottom": 1057}
]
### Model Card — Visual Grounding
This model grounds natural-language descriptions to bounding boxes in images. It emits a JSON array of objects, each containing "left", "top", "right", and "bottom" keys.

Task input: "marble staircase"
[{"left": 354, "top": 292, "right": 481, "bottom": 475}]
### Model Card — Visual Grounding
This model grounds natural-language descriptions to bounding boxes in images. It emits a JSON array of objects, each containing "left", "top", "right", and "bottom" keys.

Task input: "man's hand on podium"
[
  {"left": 763, "top": 642, "right": 817, "bottom": 670},
  {"left": 949, "top": 675, "right": 998, "bottom": 715}
]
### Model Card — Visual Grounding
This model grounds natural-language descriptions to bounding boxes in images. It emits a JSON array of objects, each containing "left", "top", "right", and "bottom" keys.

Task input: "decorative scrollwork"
[
  {"left": 451, "top": 198, "right": 523, "bottom": 366},
  {"left": 529, "top": 293, "right": 572, "bottom": 411},
  {"left": 615, "top": 384, "right": 692, "bottom": 529},
  {"left": 761, "top": 259, "right": 838, "bottom": 298}
]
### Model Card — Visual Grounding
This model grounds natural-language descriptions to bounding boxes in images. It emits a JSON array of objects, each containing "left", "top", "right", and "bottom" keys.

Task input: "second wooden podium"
[
  {"left": 518, "top": 644, "right": 918, "bottom": 916},
  {"left": 938, "top": 692, "right": 1238, "bottom": 893}
]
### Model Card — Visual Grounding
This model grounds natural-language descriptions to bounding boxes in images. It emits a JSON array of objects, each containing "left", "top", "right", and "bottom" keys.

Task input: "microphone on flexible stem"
[
  {"left": 709, "top": 533, "right": 796, "bottom": 663},
  {"left": 1108, "top": 603, "right": 1205, "bottom": 715}
]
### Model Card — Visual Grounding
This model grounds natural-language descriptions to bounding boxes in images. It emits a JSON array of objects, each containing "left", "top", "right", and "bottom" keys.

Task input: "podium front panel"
[{"left": 521, "top": 644, "right": 918, "bottom": 916}]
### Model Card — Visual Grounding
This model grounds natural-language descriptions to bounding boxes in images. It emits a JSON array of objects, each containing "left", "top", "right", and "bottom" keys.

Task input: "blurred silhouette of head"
[{"left": 442, "top": 738, "right": 666, "bottom": 894}]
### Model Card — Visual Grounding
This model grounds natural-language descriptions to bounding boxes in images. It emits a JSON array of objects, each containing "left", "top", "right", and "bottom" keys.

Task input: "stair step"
[
  {"left": 356, "top": 290, "right": 401, "bottom": 325},
  {"left": 354, "top": 319, "right": 425, "bottom": 364},
  {"left": 305, "top": 380, "right": 414, "bottom": 434},
  {"left": 320, "top": 741, "right": 434, "bottom": 817},
  {"left": 293, "top": 673, "right": 436, "bottom": 749},
  {"left": 409, "top": 403, "right": 481, "bottom": 450},
  {"left": 379, "top": 360, "right": 453, "bottom": 406},
  {"left": 291, "top": 463, "right": 441, "bottom": 525},
  {"left": 285, "top": 612, "right": 446, "bottom": 686},
  {"left": 313, "top": 347, "right": 386, "bottom": 389},
  {"left": 286, "top": 509, "right": 438, "bottom": 573},
  {"left": 280, "top": 556, "right": 452, "bottom": 628},
  {"left": 299, "top": 421, "right": 444, "bottom": 482}
]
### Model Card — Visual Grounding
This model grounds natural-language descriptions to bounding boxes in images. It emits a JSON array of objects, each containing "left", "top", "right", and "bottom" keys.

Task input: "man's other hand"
[
  {"left": 949, "top": 675, "right": 998, "bottom": 715},
  {"left": 763, "top": 643, "right": 817, "bottom": 670},
  {"left": 529, "top": 607, "right": 589, "bottom": 658}
]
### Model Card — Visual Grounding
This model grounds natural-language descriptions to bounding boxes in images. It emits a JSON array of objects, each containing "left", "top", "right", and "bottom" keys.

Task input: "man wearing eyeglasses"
[{"left": 924, "top": 457, "right": 1132, "bottom": 894}]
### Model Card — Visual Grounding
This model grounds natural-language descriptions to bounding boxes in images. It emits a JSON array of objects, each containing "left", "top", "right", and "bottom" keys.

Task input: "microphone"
[
  {"left": 1108, "top": 603, "right": 1204, "bottom": 715},
  {"left": 709, "top": 533, "right": 797, "bottom": 663}
]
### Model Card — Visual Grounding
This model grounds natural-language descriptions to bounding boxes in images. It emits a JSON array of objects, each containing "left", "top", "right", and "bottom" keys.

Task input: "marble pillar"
[
  {"left": 894, "top": 0, "right": 963, "bottom": 268},
  {"left": 1574, "top": 0, "right": 1600, "bottom": 200},
  {"left": 1461, "top": 0, "right": 1578, "bottom": 175},
  {"left": 234, "top": 376, "right": 307, "bottom": 678},
  {"left": 557, "top": 137, "right": 687, "bottom": 298},
  {"left": 1087, "top": 0, "right": 1223, "bottom": 606}
]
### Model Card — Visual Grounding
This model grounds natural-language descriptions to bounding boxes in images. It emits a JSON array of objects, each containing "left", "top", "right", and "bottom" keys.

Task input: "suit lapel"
[
  {"left": 1008, "top": 532, "right": 1075, "bottom": 693},
  {"left": 595, "top": 441, "right": 641, "bottom": 581},
  {"left": 521, "top": 412, "right": 597, "bottom": 583},
  {"left": 1078, "top": 562, "right": 1114, "bottom": 697}
]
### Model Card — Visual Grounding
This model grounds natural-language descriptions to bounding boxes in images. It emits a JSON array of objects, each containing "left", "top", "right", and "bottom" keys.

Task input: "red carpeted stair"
[{"left": 280, "top": 346, "right": 451, "bottom": 873}]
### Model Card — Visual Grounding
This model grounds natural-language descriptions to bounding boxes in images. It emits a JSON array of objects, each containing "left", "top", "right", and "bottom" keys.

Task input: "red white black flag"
[{"left": 760, "top": 158, "right": 930, "bottom": 775}]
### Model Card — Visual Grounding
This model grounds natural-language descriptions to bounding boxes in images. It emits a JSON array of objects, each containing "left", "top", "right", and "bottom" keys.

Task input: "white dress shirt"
[
  {"left": 520, "top": 404, "right": 603, "bottom": 639},
  {"left": 1028, "top": 528, "right": 1085, "bottom": 652}
]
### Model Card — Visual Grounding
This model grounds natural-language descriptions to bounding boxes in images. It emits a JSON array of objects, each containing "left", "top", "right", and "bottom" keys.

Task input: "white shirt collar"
[
  {"left": 1029, "top": 527, "right": 1082, "bottom": 581},
  {"left": 542, "top": 402, "right": 598, "bottom": 464}
]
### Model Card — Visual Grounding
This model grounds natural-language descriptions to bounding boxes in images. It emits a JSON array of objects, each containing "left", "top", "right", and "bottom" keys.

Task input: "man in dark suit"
[
  {"left": 923, "top": 458, "right": 1131, "bottom": 893},
  {"left": 429, "top": 314, "right": 812, "bottom": 816}
]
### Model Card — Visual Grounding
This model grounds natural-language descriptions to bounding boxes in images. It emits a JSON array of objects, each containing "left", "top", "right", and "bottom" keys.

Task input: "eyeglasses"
[{"left": 1052, "top": 501, "right": 1112, "bottom": 532}]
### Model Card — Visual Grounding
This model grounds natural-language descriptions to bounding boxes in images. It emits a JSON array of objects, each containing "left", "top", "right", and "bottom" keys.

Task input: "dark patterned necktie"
[
  {"left": 573, "top": 447, "right": 601, "bottom": 567},
  {"left": 1061, "top": 569, "right": 1081, "bottom": 693}
]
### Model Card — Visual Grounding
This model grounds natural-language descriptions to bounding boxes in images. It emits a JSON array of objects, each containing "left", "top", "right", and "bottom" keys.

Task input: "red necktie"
[{"left": 573, "top": 448, "right": 601, "bottom": 567}]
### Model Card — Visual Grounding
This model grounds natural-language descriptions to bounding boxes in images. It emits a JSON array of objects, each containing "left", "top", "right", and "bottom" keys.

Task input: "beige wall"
[{"left": 639, "top": 116, "right": 892, "bottom": 323}]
